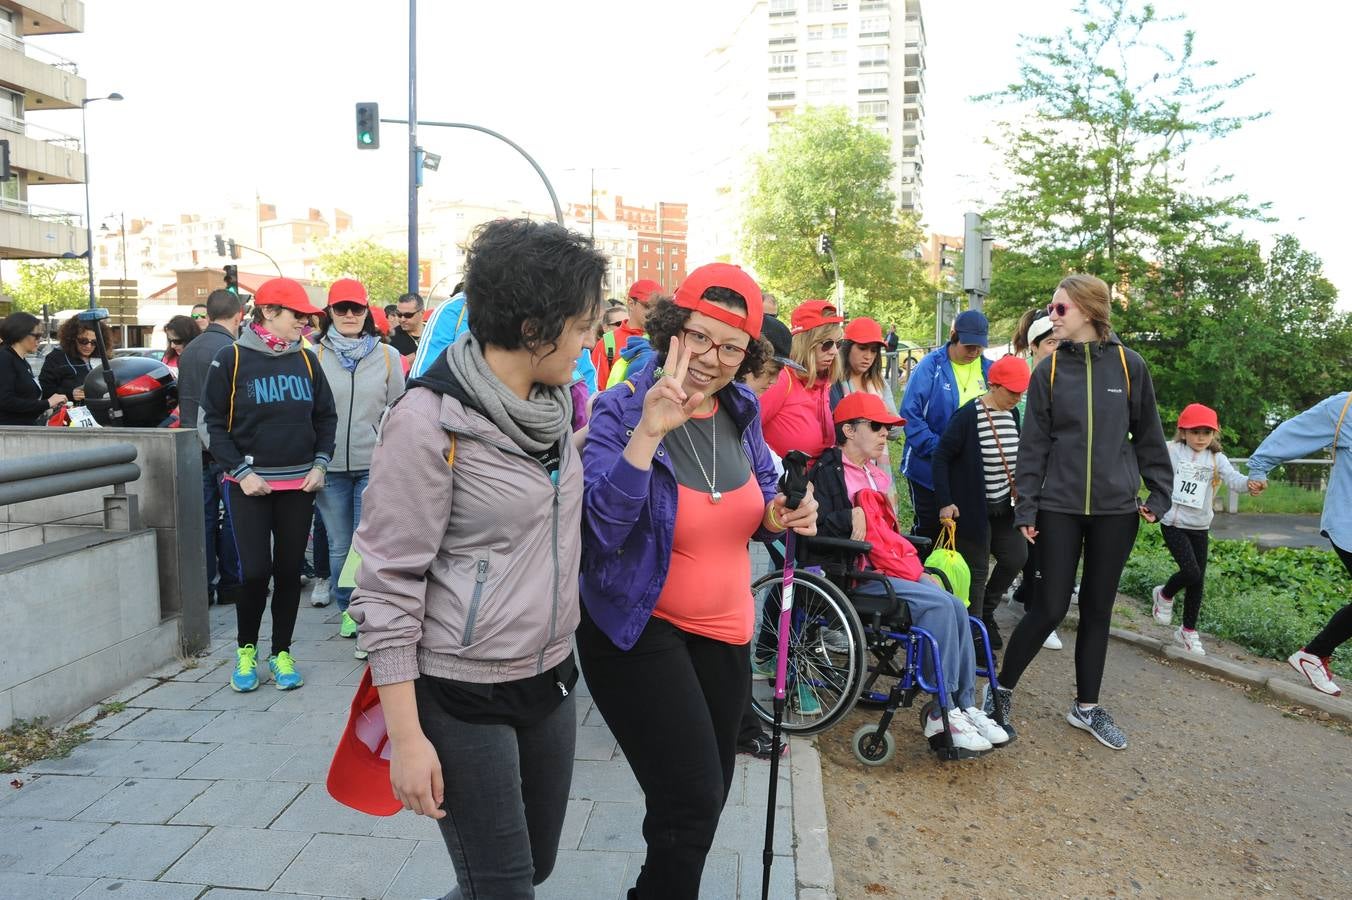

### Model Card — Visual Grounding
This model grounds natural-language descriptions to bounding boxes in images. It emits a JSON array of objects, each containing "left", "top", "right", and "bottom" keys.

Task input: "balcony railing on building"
[
  {"left": 0, "top": 112, "right": 81, "bottom": 149},
  {"left": 0, "top": 196, "right": 82, "bottom": 226},
  {"left": 0, "top": 31, "right": 80, "bottom": 71}
]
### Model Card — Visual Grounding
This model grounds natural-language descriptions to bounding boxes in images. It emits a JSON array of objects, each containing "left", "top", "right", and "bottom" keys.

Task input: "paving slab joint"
[{"left": 788, "top": 736, "right": 836, "bottom": 899}]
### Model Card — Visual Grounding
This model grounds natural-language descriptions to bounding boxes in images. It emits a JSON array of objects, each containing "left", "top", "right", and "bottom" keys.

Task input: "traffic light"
[
  {"left": 817, "top": 234, "right": 833, "bottom": 256},
  {"left": 355, "top": 102, "right": 380, "bottom": 149},
  {"left": 214, "top": 234, "right": 226, "bottom": 256},
  {"left": 224, "top": 265, "right": 238, "bottom": 295},
  {"left": 227, "top": 239, "right": 240, "bottom": 260}
]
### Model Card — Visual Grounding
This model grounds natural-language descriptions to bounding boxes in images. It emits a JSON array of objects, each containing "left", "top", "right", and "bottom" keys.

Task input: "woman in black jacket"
[
  {"left": 40, "top": 316, "right": 111, "bottom": 403},
  {"left": 1, "top": 312, "right": 66, "bottom": 425},
  {"left": 986, "top": 274, "right": 1173, "bottom": 751},
  {"left": 932, "top": 355, "right": 1031, "bottom": 654}
]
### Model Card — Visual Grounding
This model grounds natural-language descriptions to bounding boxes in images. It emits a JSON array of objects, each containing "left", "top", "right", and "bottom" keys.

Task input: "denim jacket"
[{"left": 580, "top": 365, "right": 780, "bottom": 650}]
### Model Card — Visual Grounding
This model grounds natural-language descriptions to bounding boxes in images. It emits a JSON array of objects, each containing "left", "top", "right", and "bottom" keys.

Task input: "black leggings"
[
  {"left": 577, "top": 609, "right": 747, "bottom": 900},
  {"left": 908, "top": 480, "right": 941, "bottom": 545},
  {"left": 1161, "top": 525, "right": 1210, "bottom": 629},
  {"left": 222, "top": 484, "right": 315, "bottom": 656},
  {"left": 1306, "top": 542, "right": 1352, "bottom": 658},
  {"left": 999, "top": 511, "right": 1139, "bottom": 705},
  {"left": 955, "top": 509, "right": 1028, "bottom": 620}
]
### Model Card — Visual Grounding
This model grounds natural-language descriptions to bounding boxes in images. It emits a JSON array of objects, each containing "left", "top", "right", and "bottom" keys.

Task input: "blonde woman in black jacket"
[{"left": 986, "top": 274, "right": 1173, "bottom": 751}]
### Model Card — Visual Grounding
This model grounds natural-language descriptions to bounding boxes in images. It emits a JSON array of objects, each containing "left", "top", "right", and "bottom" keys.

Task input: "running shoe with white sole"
[
  {"left": 922, "top": 707, "right": 992, "bottom": 753},
  {"left": 821, "top": 628, "right": 851, "bottom": 654},
  {"left": 309, "top": 578, "right": 331, "bottom": 607},
  {"left": 1151, "top": 585, "right": 1173, "bottom": 625},
  {"left": 963, "top": 706, "right": 1011, "bottom": 746},
  {"left": 1067, "top": 703, "right": 1127, "bottom": 750},
  {"left": 1287, "top": 649, "right": 1342, "bottom": 696},
  {"left": 1175, "top": 627, "right": 1206, "bottom": 656},
  {"left": 981, "top": 683, "right": 1013, "bottom": 728},
  {"left": 1042, "top": 630, "right": 1063, "bottom": 650}
]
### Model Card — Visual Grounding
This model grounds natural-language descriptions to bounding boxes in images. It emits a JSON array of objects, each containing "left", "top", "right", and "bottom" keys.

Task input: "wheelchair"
[{"left": 748, "top": 532, "right": 1010, "bottom": 766}]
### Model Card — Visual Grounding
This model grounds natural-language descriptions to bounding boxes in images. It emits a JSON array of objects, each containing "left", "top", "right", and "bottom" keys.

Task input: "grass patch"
[
  {"left": 1233, "top": 481, "right": 1325, "bottom": 515},
  {"left": 0, "top": 719, "right": 92, "bottom": 774},
  {"left": 99, "top": 701, "right": 127, "bottom": 716},
  {"left": 1120, "top": 528, "right": 1351, "bottom": 678}
]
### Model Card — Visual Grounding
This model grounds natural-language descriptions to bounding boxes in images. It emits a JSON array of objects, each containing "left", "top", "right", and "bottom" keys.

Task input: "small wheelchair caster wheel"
[{"left": 851, "top": 724, "right": 895, "bottom": 767}]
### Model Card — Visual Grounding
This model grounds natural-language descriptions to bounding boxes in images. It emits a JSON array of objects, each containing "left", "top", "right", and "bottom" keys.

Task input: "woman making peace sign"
[{"left": 579, "top": 263, "right": 818, "bottom": 899}]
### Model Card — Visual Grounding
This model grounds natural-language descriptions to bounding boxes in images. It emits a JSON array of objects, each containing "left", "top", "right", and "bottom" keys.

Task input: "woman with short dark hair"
[
  {"left": 579, "top": 263, "right": 814, "bottom": 898},
  {"left": 349, "top": 218, "right": 606, "bottom": 898},
  {"left": 1, "top": 312, "right": 66, "bottom": 425},
  {"left": 40, "top": 316, "right": 111, "bottom": 403}
]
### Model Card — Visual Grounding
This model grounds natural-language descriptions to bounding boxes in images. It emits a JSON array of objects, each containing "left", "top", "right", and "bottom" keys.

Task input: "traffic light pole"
[
  {"left": 380, "top": 118, "right": 565, "bottom": 226},
  {"left": 406, "top": 0, "right": 419, "bottom": 297}
]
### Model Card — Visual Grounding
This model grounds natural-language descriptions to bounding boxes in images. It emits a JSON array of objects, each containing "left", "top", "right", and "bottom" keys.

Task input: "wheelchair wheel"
[
  {"left": 851, "top": 724, "right": 896, "bottom": 767},
  {"left": 749, "top": 569, "right": 866, "bottom": 736}
]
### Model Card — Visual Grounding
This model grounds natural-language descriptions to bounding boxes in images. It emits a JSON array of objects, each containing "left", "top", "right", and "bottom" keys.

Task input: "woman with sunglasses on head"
[
  {"left": 580, "top": 264, "right": 817, "bottom": 898},
  {"left": 1, "top": 312, "right": 67, "bottom": 425},
  {"left": 831, "top": 315, "right": 902, "bottom": 471},
  {"left": 759, "top": 299, "right": 844, "bottom": 461},
  {"left": 40, "top": 316, "right": 112, "bottom": 405},
  {"left": 161, "top": 315, "right": 200, "bottom": 375},
  {"left": 987, "top": 274, "right": 1172, "bottom": 751},
  {"left": 313, "top": 279, "right": 404, "bottom": 644}
]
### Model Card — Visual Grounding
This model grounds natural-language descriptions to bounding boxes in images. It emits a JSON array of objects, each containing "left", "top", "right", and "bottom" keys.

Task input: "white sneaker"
[
  {"left": 922, "top": 707, "right": 992, "bottom": 753},
  {"left": 1175, "top": 627, "right": 1205, "bottom": 656},
  {"left": 1042, "top": 630, "right": 1063, "bottom": 650},
  {"left": 1287, "top": 649, "right": 1342, "bottom": 697},
  {"left": 821, "top": 628, "right": 850, "bottom": 654},
  {"left": 962, "top": 706, "right": 1011, "bottom": 746},
  {"left": 309, "top": 578, "right": 331, "bottom": 607},
  {"left": 1151, "top": 585, "right": 1173, "bottom": 625}
]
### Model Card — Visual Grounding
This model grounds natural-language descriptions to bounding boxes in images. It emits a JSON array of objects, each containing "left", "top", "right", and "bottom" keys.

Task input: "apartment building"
[
  {"left": 0, "top": 0, "right": 86, "bottom": 260},
  {"left": 690, "top": 0, "right": 926, "bottom": 264}
]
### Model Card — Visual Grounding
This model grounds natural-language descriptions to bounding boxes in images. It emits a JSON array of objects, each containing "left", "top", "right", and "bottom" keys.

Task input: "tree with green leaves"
[
  {"left": 314, "top": 238, "right": 408, "bottom": 304},
  {"left": 2, "top": 258, "right": 90, "bottom": 315},
  {"left": 742, "top": 106, "right": 932, "bottom": 337}
]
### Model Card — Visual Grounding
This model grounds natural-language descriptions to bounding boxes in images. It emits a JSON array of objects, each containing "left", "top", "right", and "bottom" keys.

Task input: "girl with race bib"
[{"left": 1151, "top": 404, "right": 1252, "bottom": 656}]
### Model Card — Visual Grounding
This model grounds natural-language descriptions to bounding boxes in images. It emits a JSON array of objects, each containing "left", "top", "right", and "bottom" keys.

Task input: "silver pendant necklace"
[{"left": 679, "top": 411, "right": 720, "bottom": 503}]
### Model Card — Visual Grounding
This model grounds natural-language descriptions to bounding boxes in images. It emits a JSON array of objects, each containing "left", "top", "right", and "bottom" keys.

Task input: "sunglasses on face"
[
  {"left": 816, "top": 339, "right": 840, "bottom": 352},
  {"left": 851, "top": 420, "right": 888, "bottom": 433},
  {"left": 1047, "top": 302, "right": 1071, "bottom": 317},
  {"left": 28, "top": 331, "right": 44, "bottom": 339},
  {"left": 332, "top": 303, "right": 367, "bottom": 316},
  {"left": 76, "top": 338, "right": 97, "bottom": 347},
  {"left": 191, "top": 313, "right": 206, "bottom": 320},
  {"left": 167, "top": 338, "right": 185, "bottom": 347},
  {"left": 397, "top": 310, "right": 420, "bottom": 319}
]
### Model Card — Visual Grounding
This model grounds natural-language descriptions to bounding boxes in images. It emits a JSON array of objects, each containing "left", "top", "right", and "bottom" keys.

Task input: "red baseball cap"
[
  {"left": 833, "top": 391, "right": 906, "bottom": 426},
  {"left": 368, "top": 305, "right": 391, "bottom": 336},
  {"left": 672, "top": 263, "right": 764, "bottom": 339},
  {"left": 1177, "top": 403, "right": 1219, "bottom": 431},
  {"left": 327, "top": 668, "right": 402, "bottom": 817},
  {"left": 988, "top": 355, "right": 1031, "bottom": 393},
  {"left": 256, "top": 278, "right": 323, "bottom": 316},
  {"left": 791, "top": 299, "right": 845, "bottom": 335},
  {"left": 327, "top": 278, "right": 369, "bottom": 308},
  {"left": 843, "top": 317, "right": 885, "bottom": 346},
  {"left": 628, "top": 279, "right": 662, "bottom": 304}
]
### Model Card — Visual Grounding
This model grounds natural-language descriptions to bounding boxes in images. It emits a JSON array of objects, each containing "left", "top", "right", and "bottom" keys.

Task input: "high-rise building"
[
  {"left": 690, "top": 0, "right": 926, "bottom": 265},
  {"left": 0, "top": 1, "right": 88, "bottom": 261}
]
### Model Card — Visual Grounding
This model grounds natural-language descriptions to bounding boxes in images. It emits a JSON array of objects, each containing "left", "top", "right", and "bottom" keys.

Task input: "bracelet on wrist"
[{"left": 767, "top": 505, "right": 785, "bottom": 532}]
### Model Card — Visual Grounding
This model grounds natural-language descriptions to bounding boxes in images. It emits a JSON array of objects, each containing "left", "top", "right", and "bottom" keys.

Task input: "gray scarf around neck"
[{"left": 445, "top": 333, "right": 571, "bottom": 453}]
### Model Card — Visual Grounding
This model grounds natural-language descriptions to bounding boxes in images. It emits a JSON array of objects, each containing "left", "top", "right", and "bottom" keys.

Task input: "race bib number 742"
[{"left": 1171, "top": 461, "right": 1210, "bottom": 510}]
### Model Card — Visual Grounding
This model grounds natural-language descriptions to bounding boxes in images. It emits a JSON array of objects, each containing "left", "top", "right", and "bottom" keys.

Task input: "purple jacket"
[{"left": 580, "top": 365, "right": 781, "bottom": 650}]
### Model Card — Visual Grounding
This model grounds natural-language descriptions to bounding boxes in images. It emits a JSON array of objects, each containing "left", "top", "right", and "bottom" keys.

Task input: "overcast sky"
[{"left": 39, "top": 0, "right": 1350, "bottom": 298}]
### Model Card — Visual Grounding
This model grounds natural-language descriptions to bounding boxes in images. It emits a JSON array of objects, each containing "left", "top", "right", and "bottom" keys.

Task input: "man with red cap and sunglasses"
[
  {"left": 579, "top": 263, "right": 818, "bottom": 898},
  {"left": 591, "top": 277, "right": 661, "bottom": 390}
]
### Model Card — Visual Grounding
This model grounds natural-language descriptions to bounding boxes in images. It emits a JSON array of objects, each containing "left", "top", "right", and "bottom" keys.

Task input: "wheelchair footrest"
[{"left": 928, "top": 733, "right": 992, "bottom": 761}]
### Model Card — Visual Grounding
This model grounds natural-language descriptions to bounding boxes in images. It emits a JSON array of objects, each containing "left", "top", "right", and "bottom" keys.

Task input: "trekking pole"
[{"left": 763, "top": 449, "right": 811, "bottom": 900}]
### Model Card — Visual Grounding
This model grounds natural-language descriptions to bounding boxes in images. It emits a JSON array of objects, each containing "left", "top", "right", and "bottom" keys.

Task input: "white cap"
[{"left": 1027, "top": 315, "right": 1055, "bottom": 347}]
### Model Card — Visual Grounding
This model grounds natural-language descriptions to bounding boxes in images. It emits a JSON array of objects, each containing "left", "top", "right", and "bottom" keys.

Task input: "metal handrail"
[
  {"left": 1219, "top": 457, "right": 1332, "bottom": 514},
  {"left": 0, "top": 112, "right": 81, "bottom": 147},
  {"left": 0, "top": 444, "right": 140, "bottom": 507}
]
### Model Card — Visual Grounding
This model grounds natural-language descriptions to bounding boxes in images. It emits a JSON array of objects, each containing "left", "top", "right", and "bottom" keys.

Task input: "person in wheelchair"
[{"left": 810, "top": 391, "right": 1010, "bottom": 754}]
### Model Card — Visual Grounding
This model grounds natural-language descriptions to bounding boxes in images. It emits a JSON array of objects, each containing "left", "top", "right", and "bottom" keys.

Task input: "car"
[{"left": 113, "top": 347, "right": 165, "bottom": 361}]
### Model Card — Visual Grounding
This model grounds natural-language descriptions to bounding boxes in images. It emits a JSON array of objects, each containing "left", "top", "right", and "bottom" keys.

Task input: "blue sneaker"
[
  {"left": 268, "top": 651, "right": 304, "bottom": 690},
  {"left": 231, "top": 645, "right": 260, "bottom": 692}
]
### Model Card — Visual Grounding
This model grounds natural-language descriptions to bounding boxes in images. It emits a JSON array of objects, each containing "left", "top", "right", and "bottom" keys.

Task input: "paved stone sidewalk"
[{"left": 1, "top": 599, "right": 805, "bottom": 899}]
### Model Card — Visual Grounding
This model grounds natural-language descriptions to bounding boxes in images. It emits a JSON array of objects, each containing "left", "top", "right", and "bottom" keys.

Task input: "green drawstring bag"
[
  {"left": 924, "top": 520, "right": 971, "bottom": 607},
  {"left": 337, "top": 545, "right": 362, "bottom": 591}
]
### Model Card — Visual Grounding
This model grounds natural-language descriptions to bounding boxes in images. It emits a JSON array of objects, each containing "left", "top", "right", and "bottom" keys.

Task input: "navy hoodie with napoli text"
[{"left": 198, "top": 326, "right": 338, "bottom": 483}]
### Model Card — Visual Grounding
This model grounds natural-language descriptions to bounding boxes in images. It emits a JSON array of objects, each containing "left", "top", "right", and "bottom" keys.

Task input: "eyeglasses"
[
  {"left": 28, "top": 331, "right": 44, "bottom": 339},
  {"left": 681, "top": 328, "right": 748, "bottom": 367},
  {"left": 76, "top": 338, "right": 97, "bottom": 347},
  {"left": 396, "top": 310, "right": 420, "bottom": 320},
  {"left": 1046, "top": 302, "right": 1071, "bottom": 317},
  {"left": 332, "top": 303, "right": 367, "bottom": 316},
  {"left": 603, "top": 318, "right": 627, "bottom": 330},
  {"left": 167, "top": 338, "right": 185, "bottom": 348},
  {"left": 815, "top": 339, "right": 840, "bottom": 352},
  {"left": 850, "top": 420, "right": 888, "bottom": 433},
  {"left": 191, "top": 313, "right": 206, "bottom": 320}
]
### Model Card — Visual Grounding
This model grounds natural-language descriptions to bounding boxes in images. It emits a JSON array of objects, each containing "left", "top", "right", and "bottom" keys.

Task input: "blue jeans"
[
  {"left": 314, "top": 470, "right": 368, "bottom": 611},
  {"left": 856, "top": 576, "right": 978, "bottom": 709},
  {"left": 202, "top": 461, "right": 241, "bottom": 601}
]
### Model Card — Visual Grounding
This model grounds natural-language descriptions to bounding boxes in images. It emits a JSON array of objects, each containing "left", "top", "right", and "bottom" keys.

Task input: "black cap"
[{"left": 761, "top": 316, "right": 806, "bottom": 373}]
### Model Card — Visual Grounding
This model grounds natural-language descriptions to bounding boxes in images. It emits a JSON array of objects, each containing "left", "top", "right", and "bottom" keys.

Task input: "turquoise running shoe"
[
  {"left": 231, "top": 645, "right": 259, "bottom": 693},
  {"left": 268, "top": 651, "right": 304, "bottom": 690}
]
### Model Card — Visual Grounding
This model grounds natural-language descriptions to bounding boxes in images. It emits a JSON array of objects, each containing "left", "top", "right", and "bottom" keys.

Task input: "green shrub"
[{"left": 1121, "top": 528, "right": 1351, "bottom": 677}]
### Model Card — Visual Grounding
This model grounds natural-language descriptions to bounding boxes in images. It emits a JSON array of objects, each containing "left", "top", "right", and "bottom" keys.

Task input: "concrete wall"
[
  {"left": 0, "top": 427, "right": 210, "bottom": 652},
  {"left": 0, "top": 530, "right": 177, "bottom": 730}
]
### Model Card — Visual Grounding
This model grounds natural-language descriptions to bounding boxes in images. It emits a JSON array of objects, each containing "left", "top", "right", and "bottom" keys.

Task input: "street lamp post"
[{"left": 80, "top": 92, "right": 123, "bottom": 311}]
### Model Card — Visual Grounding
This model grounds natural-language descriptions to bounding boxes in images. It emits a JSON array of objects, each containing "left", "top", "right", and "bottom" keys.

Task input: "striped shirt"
[{"left": 976, "top": 400, "right": 1019, "bottom": 503}]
